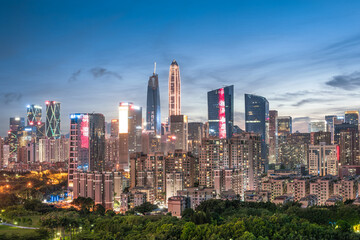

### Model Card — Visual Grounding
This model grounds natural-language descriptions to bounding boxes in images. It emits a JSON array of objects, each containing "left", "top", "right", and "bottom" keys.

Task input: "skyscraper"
[
  {"left": 118, "top": 102, "right": 142, "bottom": 170},
  {"left": 245, "top": 94, "right": 269, "bottom": 164},
  {"left": 169, "top": 115, "right": 188, "bottom": 152},
  {"left": 110, "top": 119, "right": 119, "bottom": 137},
  {"left": 10, "top": 117, "right": 25, "bottom": 131},
  {"left": 207, "top": 85, "right": 234, "bottom": 139},
  {"left": 68, "top": 113, "right": 105, "bottom": 188},
  {"left": 26, "top": 104, "right": 42, "bottom": 126},
  {"left": 45, "top": 101, "right": 61, "bottom": 139},
  {"left": 146, "top": 64, "right": 161, "bottom": 135},
  {"left": 168, "top": 60, "right": 181, "bottom": 117},
  {"left": 309, "top": 120, "right": 327, "bottom": 133},
  {"left": 277, "top": 116, "right": 292, "bottom": 137},
  {"left": 345, "top": 111, "right": 359, "bottom": 126},
  {"left": 268, "top": 110, "right": 278, "bottom": 165}
]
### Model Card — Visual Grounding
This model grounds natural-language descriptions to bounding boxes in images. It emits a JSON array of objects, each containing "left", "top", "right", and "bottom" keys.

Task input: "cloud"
[
  {"left": 3, "top": 92, "right": 22, "bottom": 104},
  {"left": 90, "top": 67, "right": 122, "bottom": 80},
  {"left": 292, "top": 117, "right": 311, "bottom": 123},
  {"left": 325, "top": 71, "right": 360, "bottom": 90},
  {"left": 68, "top": 69, "right": 81, "bottom": 82}
]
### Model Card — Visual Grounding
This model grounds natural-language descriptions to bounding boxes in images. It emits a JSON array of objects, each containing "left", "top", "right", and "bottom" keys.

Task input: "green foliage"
[{"left": 131, "top": 202, "right": 158, "bottom": 214}]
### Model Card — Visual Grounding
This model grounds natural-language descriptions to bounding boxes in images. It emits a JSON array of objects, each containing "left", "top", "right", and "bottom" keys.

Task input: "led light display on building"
[
  {"left": 81, "top": 114, "right": 89, "bottom": 148},
  {"left": 218, "top": 88, "right": 226, "bottom": 139}
]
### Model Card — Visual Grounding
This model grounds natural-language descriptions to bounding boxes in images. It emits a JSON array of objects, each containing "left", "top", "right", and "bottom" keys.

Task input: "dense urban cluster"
[{"left": 2, "top": 60, "right": 360, "bottom": 238}]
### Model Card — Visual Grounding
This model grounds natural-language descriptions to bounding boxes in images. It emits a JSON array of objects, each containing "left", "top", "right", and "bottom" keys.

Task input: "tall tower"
[
  {"left": 245, "top": 94, "right": 269, "bottom": 167},
  {"left": 168, "top": 60, "right": 181, "bottom": 117},
  {"left": 146, "top": 63, "right": 161, "bottom": 135},
  {"left": 118, "top": 102, "right": 142, "bottom": 170},
  {"left": 68, "top": 113, "right": 105, "bottom": 188},
  {"left": 207, "top": 85, "right": 234, "bottom": 139},
  {"left": 45, "top": 101, "right": 61, "bottom": 139},
  {"left": 26, "top": 104, "right": 42, "bottom": 126}
]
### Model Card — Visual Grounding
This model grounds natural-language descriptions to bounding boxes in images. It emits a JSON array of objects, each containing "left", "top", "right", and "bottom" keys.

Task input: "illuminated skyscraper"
[
  {"left": 45, "top": 101, "right": 61, "bottom": 139},
  {"left": 146, "top": 64, "right": 161, "bottom": 135},
  {"left": 168, "top": 60, "right": 181, "bottom": 117},
  {"left": 118, "top": 102, "right": 142, "bottom": 170},
  {"left": 207, "top": 85, "right": 234, "bottom": 139},
  {"left": 345, "top": 111, "right": 359, "bottom": 125},
  {"left": 169, "top": 115, "right": 188, "bottom": 152},
  {"left": 245, "top": 94, "right": 269, "bottom": 164},
  {"left": 26, "top": 104, "right": 42, "bottom": 126},
  {"left": 68, "top": 113, "right": 105, "bottom": 188},
  {"left": 110, "top": 119, "right": 119, "bottom": 137},
  {"left": 277, "top": 116, "right": 292, "bottom": 137},
  {"left": 10, "top": 117, "right": 25, "bottom": 131}
]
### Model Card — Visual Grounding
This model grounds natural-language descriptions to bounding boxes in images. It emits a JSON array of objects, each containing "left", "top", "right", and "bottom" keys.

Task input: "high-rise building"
[
  {"left": 110, "top": 119, "right": 119, "bottom": 137},
  {"left": 45, "top": 101, "right": 61, "bottom": 139},
  {"left": 277, "top": 116, "right": 292, "bottom": 137},
  {"left": 308, "top": 143, "right": 338, "bottom": 176},
  {"left": 146, "top": 64, "right": 161, "bottom": 135},
  {"left": 169, "top": 115, "right": 188, "bottom": 152},
  {"left": 118, "top": 102, "right": 142, "bottom": 170},
  {"left": 309, "top": 120, "right": 327, "bottom": 133},
  {"left": 268, "top": 110, "right": 278, "bottom": 165},
  {"left": 207, "top": 85, "right": 234, "bottom": 139},
  {"left": 325, "top": 115, "right": 343, "bottom": 144},
  {"left": 26, "top": 104, "right": 42, "bottom": 126},
  {"left": 68, "top": 113, "right": 105, "bottom": 188},
  {"left": 168, "top": 60, "right": 181, "bottom": 117},
  {"left": 199, "top": 133, "right": 261, "bottom": 197},
  {"left": 188, "top": 122, "right": 205, "bottom": 157},
  {"left": 277, "top": 133, "right": 310, "bottom": 170},
  {"left": 345, "top": 111, "right": 359, "bottom": 126},
  {"left": 245, "top": 94, "right": 269, "bottom": 165},
  {"left": 10, "top": 117, "right": 25, "bottom": 131},
  {"left": 310, "top": 131, "right": 331, "bottom": 145}
]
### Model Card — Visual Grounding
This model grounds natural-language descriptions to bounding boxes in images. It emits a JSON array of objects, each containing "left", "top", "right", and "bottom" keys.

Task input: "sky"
[{"left": 1, "top": 0, "right": 360, "bottom": 136}]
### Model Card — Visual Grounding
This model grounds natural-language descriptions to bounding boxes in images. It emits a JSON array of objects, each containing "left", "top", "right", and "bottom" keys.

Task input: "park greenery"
[{"left": 1, "top": 194, "right": 360, "bottom": 239}]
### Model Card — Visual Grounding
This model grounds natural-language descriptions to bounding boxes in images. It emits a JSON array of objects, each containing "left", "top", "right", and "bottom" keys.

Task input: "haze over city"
[{"left": 1, "top": 0, "right": 360, "bottom": 136}]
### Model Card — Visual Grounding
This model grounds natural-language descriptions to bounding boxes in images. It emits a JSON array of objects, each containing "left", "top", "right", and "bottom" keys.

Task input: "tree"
[
  {"left": 94, "top": 204, "right": 105, "bottom": 216},
  {"left": 132, "top": 202, "right": 157, "bottom": 214}
]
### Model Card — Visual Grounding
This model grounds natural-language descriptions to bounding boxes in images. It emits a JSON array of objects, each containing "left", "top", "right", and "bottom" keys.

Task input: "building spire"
[{"left": 154, "top": 62, "right": 156, "bottom": 74}]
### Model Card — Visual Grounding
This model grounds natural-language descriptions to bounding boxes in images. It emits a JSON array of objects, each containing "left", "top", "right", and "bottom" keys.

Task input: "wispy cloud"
[
  {"left": 68, "top": 69, "right": 81, "bottom": 82},
  {"left": 325, "top": 71, "right": 360, "bottom": 90},
  {"left": 90, "top": 67, "right": 122, "bottom": 80},
  {"left": 3, "top": 92, "right": 22, "bottom": 104}
]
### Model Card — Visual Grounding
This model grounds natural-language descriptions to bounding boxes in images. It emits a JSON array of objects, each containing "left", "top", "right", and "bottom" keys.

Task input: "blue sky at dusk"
[{"left": 1, "top": 0, "right": 360, "bottom": 136}]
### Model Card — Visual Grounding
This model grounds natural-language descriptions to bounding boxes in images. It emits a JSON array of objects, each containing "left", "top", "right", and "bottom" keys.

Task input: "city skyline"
[{"left": 2, "top": 1, "right": 360, "bottom": 136}]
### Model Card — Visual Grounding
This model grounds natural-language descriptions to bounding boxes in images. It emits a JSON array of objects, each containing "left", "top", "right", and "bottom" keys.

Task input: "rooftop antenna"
[{"left": 154, "top": 62, "right": 156, "bottom": 74}]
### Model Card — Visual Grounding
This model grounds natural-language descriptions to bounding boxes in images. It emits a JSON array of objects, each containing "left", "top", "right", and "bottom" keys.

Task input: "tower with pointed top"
[
  {"left": 168, "top": 60, "right": 181, "bottom": 117},
  {"left": 146, "top": 63, "right": 161, "bottom": 135}
]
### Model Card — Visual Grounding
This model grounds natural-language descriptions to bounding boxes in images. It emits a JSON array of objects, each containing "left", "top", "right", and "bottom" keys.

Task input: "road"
[{"left": 1, "top": 222, "right": 39, "bottom": 229}]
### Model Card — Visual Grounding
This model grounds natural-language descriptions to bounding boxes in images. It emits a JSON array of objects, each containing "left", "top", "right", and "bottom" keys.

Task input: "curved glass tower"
[{"left": 245, "top": 94, "right": 269, "bottom": 165}]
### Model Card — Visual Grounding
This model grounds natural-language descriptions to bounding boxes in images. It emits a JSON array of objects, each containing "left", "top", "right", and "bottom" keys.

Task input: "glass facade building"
[
  {"left": 26, "top": 104, "right": 42, "bottom": 126},
  {"left": 146, "top": 71, "right": 161, "bottom": 135},
  {"left": 45, "top": 101, "right": 61, "bottom": 139},
  {"left": 245, "top": 94, "right": 269, "bottom": 163},
  {"left": 207, "top": 85, "right": 234, "bottom": 139}
]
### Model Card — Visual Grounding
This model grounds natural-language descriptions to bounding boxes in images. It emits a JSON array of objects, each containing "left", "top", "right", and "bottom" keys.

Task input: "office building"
[
  {"left": 277, "top": 116, "right": 292, "bottom": 137},
  {"left": 10, "top": 117, "right": 25, "bottom": 131},
  {"left": 26, "top": 104, "right": 42, "bottom": 126},
  {"left": 146, "top": 64, "right": 161, "bottom": 135},
  {"left": 168, "top": 60, "right": 181, "bottom": 116},
  {"left": 245, "top": 94, "right": 269, "bottom": 164},
  {"left": 169, "top": 115, "right": 188, "bottom": 152},
  {"left": 118, "top": 102, "right": 142, "bottom": 170},
  {"left": 268, "top": 110, "right": 278, "bottom": 165},
  {"left": 110, "top": 119, "right": 119, "bottom": 137},
  {"left": 309, "top": 120, "right": 327, "bottom": 133},
  {"left": 188, "top": 122, "right": 205, "bottom": 157},
  {"left": 345, "top": 111, "right": 359, "bottom": 125},
  {"left": 68, "top": 113, "right": 106, "bottom": 188},
  {"left": 45, "top": 101, "right": 61, "bottom": 139},
  {"left": 208, "top": 85, "right": 234, "bottom": 139}
]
